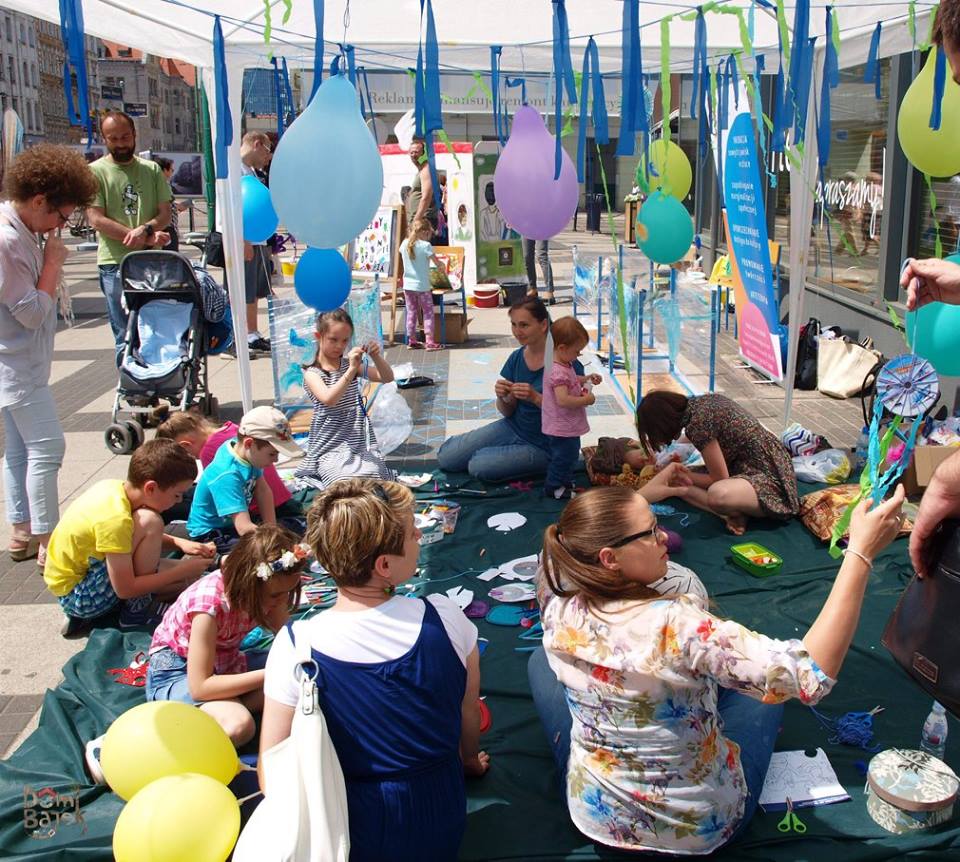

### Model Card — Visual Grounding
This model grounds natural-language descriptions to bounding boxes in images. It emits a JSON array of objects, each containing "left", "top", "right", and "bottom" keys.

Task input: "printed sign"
[
  {"left": 101, "top": 84, "right": 123, "bottom": 101},
  {"left": 123, "top": 102, "right": 147, "bottom": 118},
  {"left": 723, "top": 111, "right": 782, "bottom": 381}
]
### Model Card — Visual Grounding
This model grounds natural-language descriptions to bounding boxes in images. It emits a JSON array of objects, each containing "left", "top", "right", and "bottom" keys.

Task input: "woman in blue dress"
[{"left": 261, "top": 479, "right": 489, "bottom": 861}]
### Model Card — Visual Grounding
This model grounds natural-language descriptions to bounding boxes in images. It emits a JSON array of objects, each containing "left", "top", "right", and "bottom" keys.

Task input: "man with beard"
[{"left": 87, "top": 112, "right": 171, "bottom": 362}]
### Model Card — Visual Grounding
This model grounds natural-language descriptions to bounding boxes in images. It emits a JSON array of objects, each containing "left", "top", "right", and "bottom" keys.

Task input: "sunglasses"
[{"left": 608, "top": 521, "right": 664, "bottom": 549}]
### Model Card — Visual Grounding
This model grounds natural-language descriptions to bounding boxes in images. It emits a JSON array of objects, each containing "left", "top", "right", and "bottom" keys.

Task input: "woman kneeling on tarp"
[{"left": 529, "top": 484, "right": 904, "bottom": 855}]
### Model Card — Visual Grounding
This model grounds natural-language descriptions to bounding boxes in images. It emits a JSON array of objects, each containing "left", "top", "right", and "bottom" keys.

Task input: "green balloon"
[
  {"left": 897, "top": 49, "right": 960, "bottom": 178},
  {"left": 636, "top": 139, "right": 693, "bottom": 200},
  {"left": 637, "top": 191, "right": 694, "bottom": 264}
]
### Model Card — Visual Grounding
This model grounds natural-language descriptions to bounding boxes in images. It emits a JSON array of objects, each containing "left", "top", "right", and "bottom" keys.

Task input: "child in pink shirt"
[{"left": 541, "top": 317, "right": 601, "bottom": 499}]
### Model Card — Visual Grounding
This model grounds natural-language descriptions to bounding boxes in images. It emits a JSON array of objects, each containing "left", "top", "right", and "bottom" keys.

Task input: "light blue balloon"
[
  {"left": 905, "top": 252, "right": 960, "bottom": 376},
  {"left": 270, "top": 74, "right": 383, "bottom": 249},
  {"left": 294, "top": 248, "right": 351, "bottom": 312},
  {"left": 240, "top": 175, "right": 278, "bottom": 243},
  {"left": 637, "top": 191, "right": 694, "bottom": 265}
]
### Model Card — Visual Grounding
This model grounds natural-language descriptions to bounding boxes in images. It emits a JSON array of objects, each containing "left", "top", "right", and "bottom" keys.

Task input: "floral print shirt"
[{"left": 538, "top": 577, "right": 834, "bottom": 855}]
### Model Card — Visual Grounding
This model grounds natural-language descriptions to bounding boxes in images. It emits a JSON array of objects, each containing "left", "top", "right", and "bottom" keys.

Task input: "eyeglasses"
[
  {"left": 50, "top": 205, "right": 73, "bottom": 224},
  {"left": 608, "top": 521, "right": 664, "bottom": 549}
]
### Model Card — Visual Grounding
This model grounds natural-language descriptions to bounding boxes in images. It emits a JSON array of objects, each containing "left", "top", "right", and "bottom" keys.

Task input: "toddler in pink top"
[{"left": 541, "top": 317, "right": 601, "bottom": 499}]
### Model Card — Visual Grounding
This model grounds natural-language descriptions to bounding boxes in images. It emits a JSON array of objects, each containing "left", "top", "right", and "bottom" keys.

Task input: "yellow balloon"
[
  {"left": 897, "top": 48, "right": 960, "bottom": 177},
  {"left": 636, "top": 139, "right": 693, "bottom": 200},
  {"left": 114, "top": 773, "right": 240, "bottom": 862},
  {"left": 101, "top": 701, "right": 238, "bottom": 801}
]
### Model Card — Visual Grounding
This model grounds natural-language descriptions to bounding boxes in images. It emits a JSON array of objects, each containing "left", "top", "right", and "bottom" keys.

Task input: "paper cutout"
[
  {"left": 399, "top": 473, "right": 433, "bottom": 488},
  {"left": 499, "top": 554, "right": 540, "bottom": 581},
  {"left": 477, "top": 567, "right": 501, "bottom": 582},
  {"left": 487, "top": 512, "right": 527, "bottom": 532},
  {"left": 489, "top": 583, "right": 537, "bottom": 603},
  {"left": 758, "top": 748, "right": 850, "bottom": 811},
  {"left": 446, "top": 586, "right": 475, "bottom": 610}
]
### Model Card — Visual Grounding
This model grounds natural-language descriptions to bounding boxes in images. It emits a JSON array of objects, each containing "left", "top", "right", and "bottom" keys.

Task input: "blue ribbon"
[
  {"left": 772, "top": 24, "right": 788, "bottom": 152},
  {"left": 819, "top": 9, "right": 839, "bottom": 166},
  {"left": 344, "top": 44, "right": 357, "bottom": 86},
  {"left": 212, "top": 15, "right": 232, "bottom": 180},
  {"left": 271, "top": 58, "right": 284, "bottom": 136},
  {"left": 490, "top": 46, "right": 505, "bottom": 145},
  {"left": 359, "top": 67, "right": 378, "bottom": 138},
  {"left": 577, "top": 37, "right": 609, "bottom": 183},
  {"left": 281, "top": 58, "right": 295, "bottom": 126},
  {"left": 788, "top": 0, "right": 813, "bottom": 145},
  {"left": 58, "top": 0, "right": 93, "bottom": 147},
  {"left": 932, "top": 45, "right": 947, "bottom": 131},
  {"left": 505, "top": 76, "right": 526, "bottom": 106},
  {"left": 864, "top": 22, "right": 882, "bottom": 100},
  {"left": 691, "top": 8, "right": 707, "bottom": 120},
  {"left": 310, "top": 0, "right": 324, "bottom": 103},
  {"left": 616, "top": 0, "right": 646, "bottom": 156},
  {"left": 415, "top": 0, "right": 444, "bottom": 213},
  {"left": 552, "top": 0, "right": 577, "bottom": 180}
]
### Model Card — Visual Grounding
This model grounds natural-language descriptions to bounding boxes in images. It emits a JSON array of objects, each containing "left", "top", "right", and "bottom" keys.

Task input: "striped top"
[{"left": 294, "top": 359, "right": 394, "bottom": 489}]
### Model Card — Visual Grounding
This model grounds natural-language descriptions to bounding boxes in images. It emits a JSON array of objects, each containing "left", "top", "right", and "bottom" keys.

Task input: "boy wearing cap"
[{"left": 186, "top": 406, "right": 303, "bottom": 552}]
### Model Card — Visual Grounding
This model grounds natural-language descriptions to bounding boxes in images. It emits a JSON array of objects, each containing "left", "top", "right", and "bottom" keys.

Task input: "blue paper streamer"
[
  {"left": 788, "top": 0, "right": 813, "bottom": 145},
  {"left": 414, "top": 0, "right": 444, "bottom": 215},
  {"left": 691, "top": 8, "right": 707, "bottom": 120},
  {"left": 577, "top": 37, "right": 609, "bottom": 183},
  {"left": 931, "top": 45, "right": 946, "bottom": 131},
  {"left": 359, "top": 67, "right": 378, "bottom": 139},
  {"left": 281, "top": 58, "right": 295, "bottom": 126},
  {"left": 864, "top": 22, "right": 882, "bottom": 100},
  {"left": 490, "top": 46, "right": 505, "bottom": 146},
  {"left": 505, "top": 75, "right": 527, "bottom": 107},
  {"left": 212, "top": 15, "right": 233, "bottom": 180},
  {"left": 616, "top": 0, "right": 646, "bottom": 157},
  {"left": 819, "top": 8, "right": 839, "bottom": 167},
  {"left": 271, "top": 57, "right": 284, "bottom": 136},
  {"left": 58, "top": 0, "right": 93, "bottom": 147},
  {"left": 552, "top": 0, "right": 577, "bottom": 180},
  {"left": 772, "top": 24, "right": 788, "bottom": 152},
  {"left": 310, "top": 0, "right": 324, "bottom": 103}
]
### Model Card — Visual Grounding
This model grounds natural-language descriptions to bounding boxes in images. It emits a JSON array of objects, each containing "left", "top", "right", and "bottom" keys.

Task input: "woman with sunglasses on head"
[
  {"left": 0, "top": 145, "right": 97, "bottom": 568},
  {"left": 529, "top": 484, "right": 905, "bottom": 856}
]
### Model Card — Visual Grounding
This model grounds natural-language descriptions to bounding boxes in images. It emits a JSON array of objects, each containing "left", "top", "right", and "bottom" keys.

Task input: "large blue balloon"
[
  {"left": 270, "top": 74, "right": 383, "bottom": 249},
  {"left": 294, "top": 248, "right": 351, "bottom": 312},
  {"left": 240, "top": 175, "right": 278, "bottom": 243},
  {"left": 637, "top": 191, "right": 694, "bottom": 264},
  {"left": 905, "top": 251, "right": 960, "bottom": 376}
]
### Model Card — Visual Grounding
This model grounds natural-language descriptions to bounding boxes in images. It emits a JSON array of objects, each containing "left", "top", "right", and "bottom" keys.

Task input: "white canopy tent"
[{"left": 13, "top": 0, "right": 936, "bottom": 411}]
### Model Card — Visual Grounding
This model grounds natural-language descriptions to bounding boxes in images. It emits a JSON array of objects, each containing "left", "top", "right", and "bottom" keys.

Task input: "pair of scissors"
[{"left": 777, "top": 798, "right": 807, "bottom": 834}]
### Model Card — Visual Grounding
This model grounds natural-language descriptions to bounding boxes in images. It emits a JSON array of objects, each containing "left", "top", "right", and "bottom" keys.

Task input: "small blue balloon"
[
  {"left": 294, "top": 248, "right": 351, "bottom": 312},
  {"left": 905, "top": 250, "right": 960, "bottom": 377},
  {"left": 637, "top": 191, "right": 694, "bottom": 264},
  {"left": 241, "top": 175, "right": 278, "bottom": 243}
]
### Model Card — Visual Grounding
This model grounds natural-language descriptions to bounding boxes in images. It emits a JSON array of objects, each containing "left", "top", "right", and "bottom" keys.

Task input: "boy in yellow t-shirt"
[{"left": 45, "top": 439, "right": 216, "bottom": 638}]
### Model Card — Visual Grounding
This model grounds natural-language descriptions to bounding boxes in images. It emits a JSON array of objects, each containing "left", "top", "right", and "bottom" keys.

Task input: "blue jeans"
[
  {"left": 545, "top": 435, "right": 581, "bottom": 493},
  {"left": 2, "top": 386, "right": 65, "bottom": 535},
  {"left": 527, "top": 647, "right": 783, "bottom": 848},
  {"left": 437, "top": 418, "right": 550, "bottom": 482},
  {"left": 98, "top": 264, "right": 127, "bottom": 363}
]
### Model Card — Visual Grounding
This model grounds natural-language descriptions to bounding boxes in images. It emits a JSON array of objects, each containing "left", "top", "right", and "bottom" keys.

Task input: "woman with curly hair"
[{"left": 1, "top": 144, "right": 97, "bottom": 567}]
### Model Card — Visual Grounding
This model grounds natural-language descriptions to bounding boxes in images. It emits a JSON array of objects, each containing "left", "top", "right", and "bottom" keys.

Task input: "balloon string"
[{"left": 236, "top": 791, "right": 263, "bottom": 805}]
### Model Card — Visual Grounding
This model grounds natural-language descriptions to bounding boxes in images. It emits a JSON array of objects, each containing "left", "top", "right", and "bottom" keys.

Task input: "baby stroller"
[{"left": 105, "top": 250, "right": 220, "bottom": 455}]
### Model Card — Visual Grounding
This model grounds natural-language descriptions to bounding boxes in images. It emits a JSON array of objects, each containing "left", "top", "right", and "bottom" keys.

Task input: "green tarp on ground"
[{"left": 2, "top": 482, "right": 959, "bottom": 860}]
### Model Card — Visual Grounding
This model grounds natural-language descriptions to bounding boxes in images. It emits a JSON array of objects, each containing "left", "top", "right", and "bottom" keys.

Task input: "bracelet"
[{"left": 842, "top": 548, "right": 873, "bottom": 571}]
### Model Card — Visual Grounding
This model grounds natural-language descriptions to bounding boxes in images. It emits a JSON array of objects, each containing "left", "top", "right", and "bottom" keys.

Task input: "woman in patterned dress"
[
  {"left": 529, "top": 484, "right": 904, "bottom": 855},
  {"left": 636, "top": 390, "right": 799, "bottom": 535}
]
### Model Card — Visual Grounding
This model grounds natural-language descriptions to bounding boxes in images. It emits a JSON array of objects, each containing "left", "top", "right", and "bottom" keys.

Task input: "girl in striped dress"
[{"left": 295, "top": 309, "right": 396, "bottom": 490}]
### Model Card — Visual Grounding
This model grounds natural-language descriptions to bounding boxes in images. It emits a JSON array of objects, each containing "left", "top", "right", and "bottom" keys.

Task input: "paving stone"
[{"left": 1, "top": 695, "right": 43, "bottom": 715}]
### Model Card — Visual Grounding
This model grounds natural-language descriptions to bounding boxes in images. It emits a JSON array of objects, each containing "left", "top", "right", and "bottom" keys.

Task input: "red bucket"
[{"left": 473, "top": 288, "right": 501, "bottom": 308}]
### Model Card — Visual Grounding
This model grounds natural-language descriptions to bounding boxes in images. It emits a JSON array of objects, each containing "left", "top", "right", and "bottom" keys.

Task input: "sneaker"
[
  {"left": 248, "top": 336, "right": 271, "bottom": 354},
  {"left": 60, "top": 613, "right": 92, "bottom": 639},
  {"left": 85, "top": 734, "right": 107, "bottom": 784},
  {"left": 544, "top": 486, "right": 574, "bottom": 500},
  {"left": 118, "top": 595, "right": 170, "bottom": 630}
]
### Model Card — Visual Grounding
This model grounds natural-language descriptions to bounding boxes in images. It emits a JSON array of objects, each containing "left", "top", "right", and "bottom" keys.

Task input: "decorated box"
[{"left": 866, "top": 748, "right": 958, "bottom": 834}]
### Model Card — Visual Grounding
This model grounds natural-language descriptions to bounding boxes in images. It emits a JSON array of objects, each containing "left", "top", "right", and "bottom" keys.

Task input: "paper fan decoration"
[{"left": 875, "top": 354, "right": 939, "bottom": 418}]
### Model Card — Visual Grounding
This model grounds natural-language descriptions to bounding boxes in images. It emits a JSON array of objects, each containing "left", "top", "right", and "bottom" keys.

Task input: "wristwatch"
[{"left": 144, "top": 224, "right": 155, "bottom": 238}]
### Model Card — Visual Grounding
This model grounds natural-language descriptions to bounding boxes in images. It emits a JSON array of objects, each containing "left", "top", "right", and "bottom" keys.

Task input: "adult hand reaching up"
[{"left": 900, "top": 258, "right": 960, "bottom": 310}]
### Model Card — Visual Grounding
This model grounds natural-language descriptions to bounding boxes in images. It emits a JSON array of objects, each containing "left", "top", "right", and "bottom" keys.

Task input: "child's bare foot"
[{"left": 724, "top": 514, "right": 748, "bottom": 536}]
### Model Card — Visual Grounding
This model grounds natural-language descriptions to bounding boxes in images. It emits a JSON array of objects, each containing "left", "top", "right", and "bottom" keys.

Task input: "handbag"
[
  {"left": 881, "top": 519, "right": 960, "bottom": 718},
  {"left": 795, "top": 318, "right": 821, "bottom": 390},
  {"left": 204, "top": 230, "right": 226, "bottom": 269},
  {"left": 233, "top": 626, "right": 350, "bottom": 862},
  {"left": 817, "top": 335, "right": 883, "bottom": 399}
]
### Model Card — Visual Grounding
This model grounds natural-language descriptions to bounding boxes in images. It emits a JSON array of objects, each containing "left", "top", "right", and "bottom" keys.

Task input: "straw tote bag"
[
  {"left": 233, "top": 629, "right": 350, "bottom": 862},
  {"left": 817, "top": 335, "right": 883, "bottom": 399}
]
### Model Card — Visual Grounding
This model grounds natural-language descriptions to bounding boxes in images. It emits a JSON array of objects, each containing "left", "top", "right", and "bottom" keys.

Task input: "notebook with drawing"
[{"left": 758, "top": 748, "right": 851, "bottom": 812}]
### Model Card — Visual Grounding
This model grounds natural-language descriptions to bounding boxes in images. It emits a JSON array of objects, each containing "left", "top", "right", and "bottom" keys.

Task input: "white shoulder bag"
[{"left": 233, "top": 627, "right": 350, "bottom": 862}]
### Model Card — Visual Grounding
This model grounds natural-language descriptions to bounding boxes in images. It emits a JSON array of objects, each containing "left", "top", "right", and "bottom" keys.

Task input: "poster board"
[
  {"left": 473, "top": 141, "right": 525, "bottom": 283},
  {"left": 353, "top": 206, "right": 399, "bottom": 276}
]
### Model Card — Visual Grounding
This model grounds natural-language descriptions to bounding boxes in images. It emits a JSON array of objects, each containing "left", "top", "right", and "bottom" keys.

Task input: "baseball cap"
[{"left": 238, "top": 406, "right": 302, "bottom": 460}]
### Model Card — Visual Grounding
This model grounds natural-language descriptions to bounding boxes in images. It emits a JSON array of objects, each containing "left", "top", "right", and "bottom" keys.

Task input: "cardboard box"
[
  {"left": 432, "top": 311, "right": 471, "bottom": 343},
  {"left": 902, "top": 445, "right": 958, "bottom": 495}
]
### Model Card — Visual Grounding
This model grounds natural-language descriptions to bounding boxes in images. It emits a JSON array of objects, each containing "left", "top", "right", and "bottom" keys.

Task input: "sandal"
[
  {"left": 406, "top": 340, "right": 423, "bottom": 349},
  {"left": 425, "top": 343, "right": 445, "bottom": 351},
  {"left": 8, "top": 536, "right": 39, "bottom": 562}
]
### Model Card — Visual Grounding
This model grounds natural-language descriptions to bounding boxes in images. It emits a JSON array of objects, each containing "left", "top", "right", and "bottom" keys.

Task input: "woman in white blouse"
[
  {"left": 530, "top": 484, "right": 904, "bottom": 855},
  {"left": 0, "top": 146, "right": 97, "bottom": 566}
]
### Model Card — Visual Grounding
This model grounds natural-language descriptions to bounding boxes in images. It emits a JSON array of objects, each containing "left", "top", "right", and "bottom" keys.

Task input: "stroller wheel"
[
  {"left": 105, "top": 423, "right": 135, "bottom": 455},
  {"left": 125, "top": 420, "right": 145, "bottom": 449}
]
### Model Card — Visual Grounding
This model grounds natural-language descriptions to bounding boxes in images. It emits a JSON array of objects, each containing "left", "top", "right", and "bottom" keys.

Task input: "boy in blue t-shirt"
[{"left": 186, "top": 406, "right": 303, "bottom": 552}]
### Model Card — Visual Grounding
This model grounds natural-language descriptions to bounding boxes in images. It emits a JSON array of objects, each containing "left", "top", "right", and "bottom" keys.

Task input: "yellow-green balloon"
[
  {"left": 113, "top": 774, "right": 240, "bottom": 862},
  {"left": 897, "top": 49, "right": 960, "bottom": 177},
  {"left": 101, "top": 701, "right": 238, "bottom": 801},
  {"left": 636, "top": 139, "right": 693, "bottom": 200}
]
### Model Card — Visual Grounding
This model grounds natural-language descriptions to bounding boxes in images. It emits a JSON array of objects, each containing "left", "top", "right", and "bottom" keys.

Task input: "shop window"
[{"left": 916, "top": 176, "right": 960, "bottom": 260}]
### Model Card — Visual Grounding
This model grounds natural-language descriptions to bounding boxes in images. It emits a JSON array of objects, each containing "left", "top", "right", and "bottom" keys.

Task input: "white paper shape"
[
  {"left": 446, "top": 586, "right": 474, "bottom": 610},
  {"left": 488, "top": 583, "right": 537, "bottom": 603},
  {"left": 477, "top": 567, "right": 501, "bottom": 582},
  {"left": 499, "top": 554, "right": 540, "bottom": 581},
  {"left": 399, "top": 472, "right": 433, "bottom": 488},
  {"left": 487, "top": 512, "right": 527, "bottom": 532},
  {"left": 758, "top": 748, "right": 851, "bottom": 811}
]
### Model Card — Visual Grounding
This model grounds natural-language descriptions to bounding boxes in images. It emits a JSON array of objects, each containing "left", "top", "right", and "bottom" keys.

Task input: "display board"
[
  {"left": 473, "top": 141, "right": 525, "bottom": 283},
  {"left": 353, "top": 206, "right": 399, "bottom": 276}
]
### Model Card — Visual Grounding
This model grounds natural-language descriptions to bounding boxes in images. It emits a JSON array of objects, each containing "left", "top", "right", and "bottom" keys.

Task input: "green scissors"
[{"left": 777, "top": 798, "right": 807, "bottom": 834}]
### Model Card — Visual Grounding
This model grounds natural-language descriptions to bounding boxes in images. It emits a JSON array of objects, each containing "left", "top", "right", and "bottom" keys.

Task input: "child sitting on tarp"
[{"left": 44, "top": 439, "right": 215, "bottom": 638}]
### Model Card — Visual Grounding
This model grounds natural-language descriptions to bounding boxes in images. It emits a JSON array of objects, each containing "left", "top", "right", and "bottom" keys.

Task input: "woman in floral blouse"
[{"left": 530, "top": 484, "right": 905, "bottom": 855}]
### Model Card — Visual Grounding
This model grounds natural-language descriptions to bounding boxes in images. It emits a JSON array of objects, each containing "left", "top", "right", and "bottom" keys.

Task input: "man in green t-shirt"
[{"left": 87, "top": 111, "right": 172, "bottom": 362}]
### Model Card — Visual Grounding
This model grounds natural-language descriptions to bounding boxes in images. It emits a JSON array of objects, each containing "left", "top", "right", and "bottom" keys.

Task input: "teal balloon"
[
  {"left": 240, "top": 175, "right": 278, "bottom": 243},
  {"left": 270, "top": 74, "right": 383, "bottom": 249},
  {"left": 637, "top": 191, "right": 694, "bottom": 264},
  {"left": 294, "top": 248, "right": 351, "bottom": 312},
  {"left": 905, "top": 252, "right": 960, "bottom": 376}
]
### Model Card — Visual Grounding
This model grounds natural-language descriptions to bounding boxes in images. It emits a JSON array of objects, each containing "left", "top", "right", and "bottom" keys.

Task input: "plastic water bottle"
[
  {"left": 921, "top": 701, "right": 949, "bottom": 760},
  {"left": 853, "top": 426, "right": 870, "bottom": 473}
]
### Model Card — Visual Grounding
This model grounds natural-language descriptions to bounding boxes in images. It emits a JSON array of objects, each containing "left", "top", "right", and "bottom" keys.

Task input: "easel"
[{"left": 349, "top": 204, "right": 406, "bottom": 345}]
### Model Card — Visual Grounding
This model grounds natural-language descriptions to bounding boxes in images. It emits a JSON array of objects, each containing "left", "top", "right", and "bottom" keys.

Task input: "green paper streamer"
[
  {"left": 660, "top": 19, "right": 672, "bottom": 145},
  {"left": 281, "top": 0, "right": 292, "bottom": 24},
  {"left": 776, "top": 0, "right": 791, "bottom": 67},
  {"left": 436, "top": 129, "right": 462, "bottom": 169},
  {"left": 469, "top": 71, "right": 494, "bottom": 102},
  {"left": 908, "top": 1, "right": 917, "bottom": 42},
  {"left": 561, "top": 71, "right": 583, "bottom": 138},
  {"left": 922, "top": 5, "right": 940, "bottom": 51},
  {"left": 263, "top": 0, "right": 273, "bottom": 58},
  {"left": 831, "top": 9, "right": 841, "bottom": 59}
]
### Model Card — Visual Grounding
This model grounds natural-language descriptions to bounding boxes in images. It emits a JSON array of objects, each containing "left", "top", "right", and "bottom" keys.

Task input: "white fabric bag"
[
  {"left": 817, "top": 336, "right": 882, "bottom": 399},
  {"left": 233, "top": 629, "right": 350, "bottom": 862}
]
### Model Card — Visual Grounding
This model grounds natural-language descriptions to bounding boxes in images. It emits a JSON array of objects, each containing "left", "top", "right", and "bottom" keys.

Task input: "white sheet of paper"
[
  {"left": 487, "top": 512, "right": 527, "bottom": 532},
  {"left": 499, "top": 554, "right": 540, "bottom": 581},
  {"left": 758, "top": 748, "right": 850, "bottom": 811},
  {"left": 477, "top": 567, "right": 501, "bottom": 582}
]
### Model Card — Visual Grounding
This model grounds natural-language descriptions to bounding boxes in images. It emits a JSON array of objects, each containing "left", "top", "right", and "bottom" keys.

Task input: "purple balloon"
[{"left": 493, "top": 106, "right": 579, "bottom": 241}]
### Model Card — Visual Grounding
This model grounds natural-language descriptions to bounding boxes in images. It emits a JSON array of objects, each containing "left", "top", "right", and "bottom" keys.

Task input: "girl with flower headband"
[{"left": 146, "top": 525, "right": 308, "bottom": 746}]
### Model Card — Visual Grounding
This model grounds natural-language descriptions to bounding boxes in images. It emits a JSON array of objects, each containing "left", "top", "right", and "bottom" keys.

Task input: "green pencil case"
[{"left": 731, "top": 542, "right": 783, "bottom": 577}]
